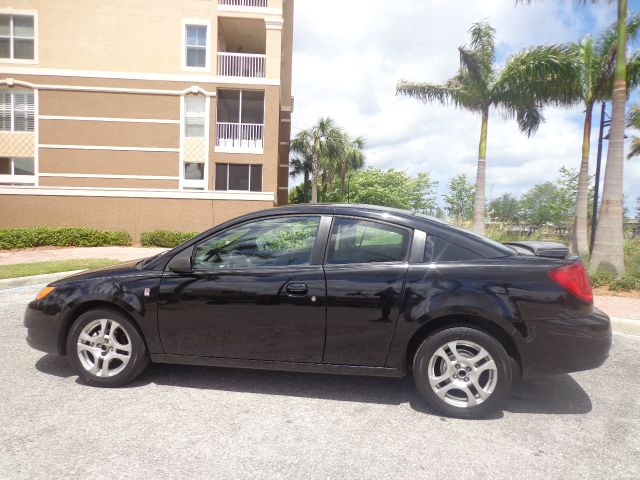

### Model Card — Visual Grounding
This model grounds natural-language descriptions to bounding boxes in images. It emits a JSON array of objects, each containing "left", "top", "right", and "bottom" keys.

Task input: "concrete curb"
[
  {"left": 610, "top": 317, "right": 640, "bottom": 336},
  {"left": 0, "top": 270, "right": 86, "bottom": 290}
]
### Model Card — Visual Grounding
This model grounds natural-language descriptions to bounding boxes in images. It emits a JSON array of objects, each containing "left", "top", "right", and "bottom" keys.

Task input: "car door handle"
[{"left": 286, "top": 282, "right": 308, "bottom": 295}]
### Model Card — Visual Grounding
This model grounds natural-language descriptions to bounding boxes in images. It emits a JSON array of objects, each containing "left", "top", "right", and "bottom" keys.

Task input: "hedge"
[
  {"left": 140, "top": 230, "right": 198, "bottom": 248},
  {"left": 0, "top": 227, "right": 132, "bottom": 249}
]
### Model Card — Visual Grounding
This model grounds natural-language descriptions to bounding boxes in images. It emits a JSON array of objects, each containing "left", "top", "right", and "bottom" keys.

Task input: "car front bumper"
[
  {"left": 24, "top": 301, "right": 65, "bottom": 355},
  {"left": 521, "top": 307, "right": 612, "bottom": 378}
]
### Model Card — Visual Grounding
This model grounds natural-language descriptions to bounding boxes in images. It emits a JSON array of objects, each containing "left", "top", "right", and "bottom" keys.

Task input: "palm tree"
[
  {"left": 590, "top": 0, "right": 629, "bottom": 276},
  {"left": 627, "top": 104, "right": 640, "bottom": 158},
  {"left": 292, "top": 118, "right": 345, "bottom": 203},
  {"left": 338, "top": 135, "right": 366, "bottom": 196},
  {"left": 568, "top": 16, "right": 640, "bottom": 257},
  {"left": 397, "top": 22, "right": 577, "bottom": 235},
  {"left": 289, "top": 133, "right": 313, "bottom": 203}
]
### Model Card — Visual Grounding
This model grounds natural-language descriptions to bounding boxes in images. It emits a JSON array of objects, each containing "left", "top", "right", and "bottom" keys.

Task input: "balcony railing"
[
  {"left": 216, "top": 122, "right": 264, "bottom": 150},
  {"left": 218, "top": 53, "right": 266, "bottom": 78},
  {"left": 219, "top": 0, "right": 268, "bottom": 7}
]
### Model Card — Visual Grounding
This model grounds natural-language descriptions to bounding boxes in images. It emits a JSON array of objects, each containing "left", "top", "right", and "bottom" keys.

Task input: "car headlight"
[{"left": 36, "top": 286, "right": 56, "bottom": 300}]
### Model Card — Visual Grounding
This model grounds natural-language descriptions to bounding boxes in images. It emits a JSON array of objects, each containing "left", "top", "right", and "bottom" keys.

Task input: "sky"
[{"left": 290, "top": 0, "right": 640, "bottom": 212}]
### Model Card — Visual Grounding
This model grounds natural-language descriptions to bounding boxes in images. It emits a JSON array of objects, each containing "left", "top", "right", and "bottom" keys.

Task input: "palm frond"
[
  {"left": 468, "top": 22, "right": 496, "bottom": 62},
  {"left": 494, "top": 44, "right": 580, "bottom": 107},
  {"left": 627, "top": 104, "right": 640, "bottom": 129},
  {"left": 469, "top": 22, "right": 496, "bottom": 56},
  {"left": 396, "top": 80, "right": 456, "bottom": 105},
  {"left": 458, "top": 47, "right": 491, "bottom": 94},
  {"left": 627, "top": 137, "right": 640, "bottom": 159},
  {"left": 516, "top": 104, "right": 544, "bottom": 137},
  {"left": 626, "top": 51, "right": 640, "bottom": 92}
]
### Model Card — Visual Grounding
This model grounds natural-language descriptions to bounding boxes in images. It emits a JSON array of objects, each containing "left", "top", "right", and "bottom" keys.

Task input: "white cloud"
[{"left": 290, "top": 0, "right": 640, "bottom": 210}]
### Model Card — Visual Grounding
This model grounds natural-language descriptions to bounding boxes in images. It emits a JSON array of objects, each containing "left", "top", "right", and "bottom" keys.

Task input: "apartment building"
[{"left": 0, "top": 0, "right": 293, "bottom": 237}]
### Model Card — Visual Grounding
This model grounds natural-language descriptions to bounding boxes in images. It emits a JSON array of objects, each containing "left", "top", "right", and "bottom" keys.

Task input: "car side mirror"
[{"left": 167, "top": 246, "right": 194, "bottom": 274}]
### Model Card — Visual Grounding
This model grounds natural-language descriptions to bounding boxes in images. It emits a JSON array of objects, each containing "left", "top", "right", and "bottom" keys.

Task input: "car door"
[
  {"left": 322, "top": 216, "right": 411, "bottom": 367},
  {"left": 157, "top": 215, "right": 329, "bottom": 362}
]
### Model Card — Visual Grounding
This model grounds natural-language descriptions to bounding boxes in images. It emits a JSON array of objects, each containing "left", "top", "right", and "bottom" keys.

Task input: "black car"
[{"left": 24, "top": 204, "right": 611, "bottom": 418}]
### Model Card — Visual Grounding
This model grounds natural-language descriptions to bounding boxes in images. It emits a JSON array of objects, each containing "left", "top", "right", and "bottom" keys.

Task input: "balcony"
[
  {"left": 216, "top": 90, "right": 264, "bottom": 153},
  {"left": 218, "top": 52, "right": 266, "bottom": 78},
  {"left": 218, "top": 0, "right": 268, "bottom": 7},
  {"left": 216, "top": 122, "right": 264, "bottom": 151},
  {"left": 217, "top": 17, "right": 266, "bottom": 79}
]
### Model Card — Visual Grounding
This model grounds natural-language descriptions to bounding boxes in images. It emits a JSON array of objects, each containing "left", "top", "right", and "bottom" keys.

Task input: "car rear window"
[{"left": 425, "top": 236, "right": 483, "bottom": 262}]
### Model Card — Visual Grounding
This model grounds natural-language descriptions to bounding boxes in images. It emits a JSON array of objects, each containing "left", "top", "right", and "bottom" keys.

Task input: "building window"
[
  {"left": 184, "top": 22, "right": 208, "bottom": 69},
  {"left": 0, "top": 156, "right": 35, "bottom": 184},
  {"left": 215, "top": 163, "right": 262, "bottom": 192},
  {"left": 185, "top": 96, "right": 206, "bottom": 137},
  {"left": 0, "top": 91, "right": 34, "bottom": 132},
  {"left": 0, "top": 14, "right": 35, "bottom": 61}
]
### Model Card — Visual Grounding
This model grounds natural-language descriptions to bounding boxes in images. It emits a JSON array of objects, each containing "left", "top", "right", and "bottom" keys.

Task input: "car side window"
[
  {"left": 192, "top": 216, "right": 320, "bottom": 270},
  {"left": 326, "top": 218, "right": 410, "bottom": 265},
  {"left": 425, "top": 235, "right": 482, "bottom": 262}
]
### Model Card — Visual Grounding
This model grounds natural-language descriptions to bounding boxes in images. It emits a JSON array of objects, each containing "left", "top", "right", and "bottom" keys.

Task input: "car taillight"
[{"left": 548, "top": 261, "right": 593, "bottom": 303}]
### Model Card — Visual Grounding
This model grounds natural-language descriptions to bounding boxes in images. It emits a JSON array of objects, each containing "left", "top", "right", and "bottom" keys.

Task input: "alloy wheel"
[
  {"left": 76, "top": 319, "right": 132, "bottom": 377},
  {"left": 427, "top": 340, "right": 498, "bottom": 408}
]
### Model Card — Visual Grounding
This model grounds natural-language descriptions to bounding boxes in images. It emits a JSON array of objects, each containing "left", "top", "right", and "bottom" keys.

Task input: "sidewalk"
[
  {"left": 594, "top": 295, "right": 640, "bottom": 321},
  {"left": 0, "top": 246, "right": 167, "bottom": 266}
]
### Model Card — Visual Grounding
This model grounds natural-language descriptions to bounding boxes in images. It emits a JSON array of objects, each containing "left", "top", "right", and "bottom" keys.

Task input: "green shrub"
[
  {"left": 624, "top": 237, "right": 640, "bottom": 275},
  {"left": 140, "top": 230, "right": 198, "bottom": 248},
  {"left": 589, "top": 271, "right": 613, "bottom": 288},
  {"left": 0, "top": 227, "right": 131, "bottom": 249},
  {"left": 609, "top": 273, "right": 640, "bottom": 292}
]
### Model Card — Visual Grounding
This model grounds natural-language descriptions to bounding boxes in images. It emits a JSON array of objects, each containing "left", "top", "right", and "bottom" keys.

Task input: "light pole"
[{"left": 590, "top": 102, "right": 610, "bottom": 254}]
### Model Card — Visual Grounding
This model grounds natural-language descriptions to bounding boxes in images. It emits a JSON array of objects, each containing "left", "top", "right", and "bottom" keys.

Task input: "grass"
[{"left": 0, "top": 259, "right": 119, "bottom": 280}]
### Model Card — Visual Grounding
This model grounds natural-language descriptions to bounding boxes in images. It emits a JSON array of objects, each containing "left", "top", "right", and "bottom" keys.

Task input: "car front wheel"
[
  {"left": 66, "top": 308, "right": 149, "bottom": 387},
  {"left": 413, "top": 326, "right": 512, "bottom": 418}
]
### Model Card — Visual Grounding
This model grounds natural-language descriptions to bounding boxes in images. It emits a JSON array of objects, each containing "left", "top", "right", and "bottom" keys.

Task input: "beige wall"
[
  {"left": 39, "top": 150, "right": 179, "bottom": 177},
  {"left": 39, "top": 90, "right": 181, "bottom": 120},
  {"left": 39, "top": 120, "right": 180, "bottom": 148},
  {"left": 0, "top": 194, "right": 274, "bottom": 239}
]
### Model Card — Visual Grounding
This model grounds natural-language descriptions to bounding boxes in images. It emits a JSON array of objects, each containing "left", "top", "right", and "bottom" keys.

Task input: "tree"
[
  {"left": 444, "top": 174, "right": 475, "bottom": 224},
  {"left": 489, "top": 193, "right": 521, "bottom": 224},
  {"left": 636, "top": 194, "right": 640, "bottom": 219},
  {"left": 590, "top": 0, "right": 630, "bottom": 276},
  {"left": 347, "top": 168, "right": 438, "bottom": 213},
  {"left": 397, "top": 22, "right": 576, "bottom": 235},
  {"left": 289, "top": 132, "right": 313, "bottom": 203},
  {"left": 520, "top": 182, "right": 565, "bottom": 226},
  {"left": 291, "top": 118, "right": 345, "bottom": 203},
  {"left": 566, "top": 16, "right": 640, "bottom": 256},
  {"left": 338, "top": 135, "right": 366, "bottom": 197},
  {"left": 519, "top": 167, "right": 589, "bottom": 227}
]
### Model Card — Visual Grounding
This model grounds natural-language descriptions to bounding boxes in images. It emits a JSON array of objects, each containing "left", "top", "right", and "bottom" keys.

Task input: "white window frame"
[
  {"left": 0, "top": 156, "right": 36, "bottom": 184},
  {"left": 181, "top": 18, "right": 211, "bottom": 71},
  {"left": 0, "top": 89, "right": 35, "bottom": 132},
  {"left": 179, "top": 94, "right": 210, "bottom": 191},
  {"left": 215, "top": 162, "right": 263, "bottom": 192},
  {"left": 0, "top": 9, "right": 38, "bottom": 64}
]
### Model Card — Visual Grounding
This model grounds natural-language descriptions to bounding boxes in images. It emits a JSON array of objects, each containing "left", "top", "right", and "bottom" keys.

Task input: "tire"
[
  {"left": 66, "top": 308, "right": 149, "bottom": 387},
  {"left": 412, "top": 326, "right": 512, "bottom": 419}
]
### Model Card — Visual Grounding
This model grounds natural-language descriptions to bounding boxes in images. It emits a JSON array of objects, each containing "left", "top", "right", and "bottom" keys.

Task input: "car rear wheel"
[
  {"left": 413, "top": 326, "right": 512, "bottom": 418},
  {"left": 66, "top": 308, "right": 149, "bottom": 387}
]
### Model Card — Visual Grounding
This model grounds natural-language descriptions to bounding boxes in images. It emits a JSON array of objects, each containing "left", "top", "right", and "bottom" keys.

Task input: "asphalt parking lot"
[{"left": 1, "top": 285, "right": 639, "bottom": 480}]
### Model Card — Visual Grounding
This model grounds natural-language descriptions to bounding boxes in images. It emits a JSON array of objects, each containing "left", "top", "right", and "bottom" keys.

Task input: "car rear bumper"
[
  {"left": 24, "top": 302, "right": 64, "bottom": 355},
  {"left": 521, "top": 307, "right": 612, "bottom": 378}
]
